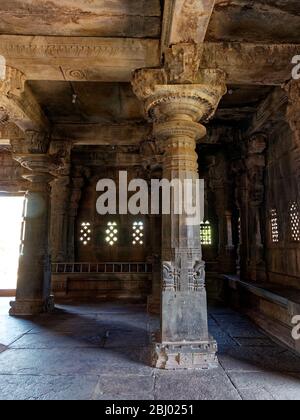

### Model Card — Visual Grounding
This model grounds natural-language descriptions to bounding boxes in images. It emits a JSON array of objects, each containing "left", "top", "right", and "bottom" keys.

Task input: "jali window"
[
  {"left": 80, "top": 222, "right": 91, "bottom": 246},
  {"left": 132, "top": 221, "right": 144, "bottom": 246},
  {"left": 270, "top": 209, "right": 280, "bottom": 243},
  {"left": 105, "top": 222, "right": 118, "bottom": 246},
  {"left": 290, "top": 202, "right": 300, "bottom": 242},
  {"left": 200, "top": 221, "right": 212, "bottom": 246}
]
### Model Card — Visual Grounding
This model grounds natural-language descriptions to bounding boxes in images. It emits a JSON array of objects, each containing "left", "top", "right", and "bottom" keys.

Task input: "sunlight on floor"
[{"left": 0, "top": 196, "right": 24, "bottom": 290}]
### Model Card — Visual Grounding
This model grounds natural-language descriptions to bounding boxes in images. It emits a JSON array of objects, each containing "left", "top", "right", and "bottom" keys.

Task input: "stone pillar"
[
  {"left": 49, "top": 141, "right": 71, "bottom": 263},
  {"left": 67, "top": 168, "right": 85, "bottom": 261},
  {"left": 132, "top": 47, "right": 227, "bottom": 369},
  {"left": 209, "top": 156, "right": 235, "bottom": 273},
  {"left": 10, "top": 146, "right": 55, "bottom": 316},
  {"left": 233, "top": 160, "right": 248, "bottom": 278},
  {"left": 245, "top": 134, "right": 267, "bottom": 282},
  {"left": 50, "top": 176, "right": 70, "bottom": 262}
]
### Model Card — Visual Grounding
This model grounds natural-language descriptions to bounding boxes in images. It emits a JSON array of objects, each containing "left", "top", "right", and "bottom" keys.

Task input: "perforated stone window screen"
[
  {"left": 270, "top": 209, "right": 280, "bottom": 243},
  {"left": 80, "top": 222, "right": 91, "bottom": 246},
  {"left": 290, "top": 202, "right": 300, "bottom": 242},
  {"left": 105, "top": 222, "right": 118, "bottom": 246},
  {"left": 200, "top": 221, "right": 212, "bottom": 246},
  {"left": 132, "top": 221, "right": 144, "bottom": 246}
]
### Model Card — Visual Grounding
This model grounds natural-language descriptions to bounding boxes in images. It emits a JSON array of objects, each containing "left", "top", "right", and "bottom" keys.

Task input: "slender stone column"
[
  {"left": 10, "top": 153, "right": 54, "bottom": 316},
  {"left": 49, "top": 141, "right": 72, "bottom": 263},
  {"left": 67, "top": 169, "right": 85, "bottom": 261},
  {"left": 132, "top": 57, "right": 226, "bottom": 369},
  {"left": 50, "top": 175, "right": 70, "bottom": 262},
  {"left": 245, "top": 134, "right": 267, "bottom": 282},
  {"left": 209, "top": 157, "right": 235, "bottom": 273}
]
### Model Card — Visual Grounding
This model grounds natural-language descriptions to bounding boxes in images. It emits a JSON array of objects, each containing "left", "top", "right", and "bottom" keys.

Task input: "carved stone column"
[
  {"left": 132, "top": 51, "right": 226, "bottom": 369},
  {"left": 50, "top": 176, "right": 70, "bottom": 262},
  {"left": 49, "top": 141, "right": 71, "bottom": 263},
  {"left": 245, "top": 134, "right": 267, "bottom": 282},
  {"left": 209, "top": 156, "right": 235, "bottom": 273},
  {"left": 67, "top": 167, "right": 85, "bottom": 261},
  {"left": 10, "top": 132, "right": 55, "bottom": 315}
]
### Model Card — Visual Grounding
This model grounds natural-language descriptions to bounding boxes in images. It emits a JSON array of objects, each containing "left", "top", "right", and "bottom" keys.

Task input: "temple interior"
[{"left": 0, "top": 0, "right": 300, "bottom": 400}]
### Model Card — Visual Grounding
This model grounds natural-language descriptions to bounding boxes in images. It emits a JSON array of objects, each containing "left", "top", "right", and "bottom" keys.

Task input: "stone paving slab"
[
  {"left": 219, "top": 347, "right": 300, "bottom": 373},
  {"left": 1, "top": 298, "right": 300, "bottom": 400},
  {"left": 92, "top": 374, "right": 155, "bottom": 400},
  {"left": 0, "top": 374, "right": 99, "bottom": 400},
  {"left": 227, "top": 371, "right": 300, "bottom": 401},
  {"left": 154, "top": 369, "right": 242, "bottom": 401},
  {"left": 0, "top": 347, "right": 153, "bottom": 376}
]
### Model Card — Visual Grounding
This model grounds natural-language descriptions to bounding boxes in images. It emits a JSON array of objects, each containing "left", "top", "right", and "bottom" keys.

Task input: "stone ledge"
[{"left": 223, "top": 275, "right": 300, "bottom": 355}]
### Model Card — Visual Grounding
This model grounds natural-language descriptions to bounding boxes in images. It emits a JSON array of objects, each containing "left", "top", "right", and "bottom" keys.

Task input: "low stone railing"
[{"left": 52, "top": 262, "right": 153, "bottom": 275}]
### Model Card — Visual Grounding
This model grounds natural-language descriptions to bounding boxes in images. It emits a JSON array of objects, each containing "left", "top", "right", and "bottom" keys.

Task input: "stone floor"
[{"left": 0, "top": 297, "right": 300, "bottom": 400}]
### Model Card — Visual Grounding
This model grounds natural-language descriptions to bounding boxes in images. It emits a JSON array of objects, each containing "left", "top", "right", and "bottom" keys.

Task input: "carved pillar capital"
[
  {"left": 0, "top": 65, "right": 48, "bottom": 132},
  {"left": 0, "top": 66, "right": 26, "bottom": 125},
  {"left": 11, "top": 130, "right": 50, "bottom": 155},
  {"left": 132, "top": 67, "right": 227, "bottom": 124}
]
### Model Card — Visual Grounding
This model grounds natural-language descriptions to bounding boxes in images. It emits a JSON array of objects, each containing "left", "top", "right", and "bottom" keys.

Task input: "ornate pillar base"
[
  {"left": 152, "top": 338, "right": 218, "bottom": 370},
  {"left": 9, "top": 296, "right": 55, "bottom": 316}
]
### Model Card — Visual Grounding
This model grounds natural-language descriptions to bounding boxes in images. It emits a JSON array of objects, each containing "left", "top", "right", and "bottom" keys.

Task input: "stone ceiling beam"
[
  {"left": 246, "top": 88, "right": 288, "bottom": 136},
  {"left": 52, "top": 123, "right": 152, "bottom": 146},
  {"left": 0, "top": 36, "right": 298, "bottom": 86},
  {"left": 161, "top": 0, "right": 216, "bottom": 54},
  {"left": 201, "top": 43, "right": 300, "bottom": 86}
]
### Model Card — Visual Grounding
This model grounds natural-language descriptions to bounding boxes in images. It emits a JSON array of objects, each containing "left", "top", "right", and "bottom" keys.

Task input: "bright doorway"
[{"left": 0, "top": 195, "right": 25, "bottom": 293}]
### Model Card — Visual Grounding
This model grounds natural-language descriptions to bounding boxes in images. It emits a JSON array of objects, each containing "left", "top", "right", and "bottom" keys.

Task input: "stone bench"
[{"left": 223, "top": 275, "right": 300, "bottom": 355}]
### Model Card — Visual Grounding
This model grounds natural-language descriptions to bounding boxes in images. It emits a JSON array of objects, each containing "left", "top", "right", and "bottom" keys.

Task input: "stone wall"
[{"left": 265, "top": 121, "right": 300, "bottom": 289}]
